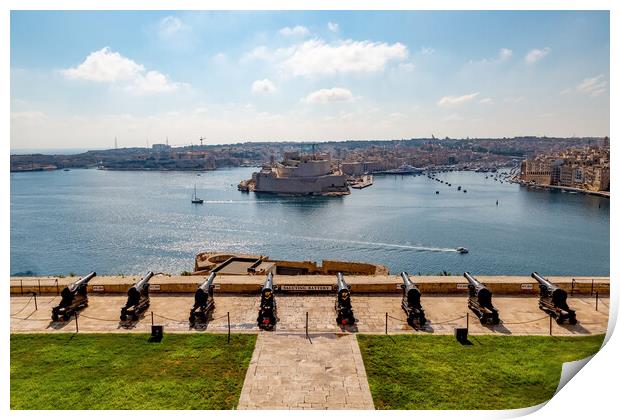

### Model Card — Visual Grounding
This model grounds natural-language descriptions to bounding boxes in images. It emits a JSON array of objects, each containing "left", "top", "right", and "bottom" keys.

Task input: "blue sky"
[{"left": 10, "top": 11, "right": 609, "bottom": 149}]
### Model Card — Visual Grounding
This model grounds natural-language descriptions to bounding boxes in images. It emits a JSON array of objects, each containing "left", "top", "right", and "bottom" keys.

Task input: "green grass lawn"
[
  {"left": 11, "top": 333, "right": 256, "bottom": 409},
  {"left": 357, "top": 334, "right": 604, "bottom": 410}
]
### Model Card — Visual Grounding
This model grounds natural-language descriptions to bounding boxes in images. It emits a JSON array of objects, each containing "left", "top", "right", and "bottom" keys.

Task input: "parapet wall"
[{"left": 9, "top": 275, "right": 610, "bottom": 296}]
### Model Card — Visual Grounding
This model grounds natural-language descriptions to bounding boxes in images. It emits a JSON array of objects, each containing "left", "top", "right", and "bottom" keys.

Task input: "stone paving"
[
  {"left": 237, "top": 333, "right": 374, "bottom": 410},
  {"left": 10, "top": 293, "right": 609, "bottom": 335}
]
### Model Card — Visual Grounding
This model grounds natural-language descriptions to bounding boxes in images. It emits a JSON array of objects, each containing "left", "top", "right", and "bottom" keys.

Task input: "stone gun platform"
[{"left": 11, "top": 293, "right": 609, "bottom": 336}]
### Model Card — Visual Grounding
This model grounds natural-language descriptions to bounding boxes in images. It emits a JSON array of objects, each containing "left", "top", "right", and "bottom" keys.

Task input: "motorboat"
[{"left": 456, "top": 247, "right": 469, "bottom": 254}]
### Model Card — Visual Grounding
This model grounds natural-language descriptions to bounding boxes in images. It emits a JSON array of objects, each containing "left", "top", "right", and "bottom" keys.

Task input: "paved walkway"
[{"left": 237, "top": 333, "right": 374, "bottom": 410}]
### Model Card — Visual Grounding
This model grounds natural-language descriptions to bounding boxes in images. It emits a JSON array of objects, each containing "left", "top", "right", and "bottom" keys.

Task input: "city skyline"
[{"left": 11, "top": 10, "right": 610, "bottom": 149}]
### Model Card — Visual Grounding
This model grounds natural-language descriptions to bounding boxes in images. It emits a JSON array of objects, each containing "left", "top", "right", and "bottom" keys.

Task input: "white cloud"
[
  {"left": 279, "top": 26, "right": 309, "bottom": 37},
  {"left": 398, "top": 62, "right": 416, "bottom": 72},
  {"left": 251, "top": 79, "right": 276, "bottom": 94},
  {"left": 576, "top": 74, "right": 607, "bottom": 97},
  {"left": 478, "top": 97, "right": 494, "bottom": 105},
  {"left": 525, "top": 47, "right": 551, "bottom": 64},
  {"left": 421, "top": 47, "right": 435, "bottom": 55},
  {"left": 303, "top": 87, "right": 354, "bottom": 104},
  {"left": 327, "top": 22, "right": 339, "bottom": 32},
  {"left": 498, "top": 48, "right": 513, "bottom": 61},
  {"left": 159, "top": 16, "right": 187, "bottom": 38},
  {"left": 61, "top": 47, "right": 186, "bottom": 94},
  {"left": 279, "top": 39, "right": 408, "bottom": 77},
  {"left": 437, "top": 92, "right": 480, "bottom": 107}
]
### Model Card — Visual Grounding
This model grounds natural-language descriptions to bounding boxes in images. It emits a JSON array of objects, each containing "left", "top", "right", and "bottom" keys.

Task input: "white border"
[{"left": 3, "top": 2, "right": 616, "bottom": 420}]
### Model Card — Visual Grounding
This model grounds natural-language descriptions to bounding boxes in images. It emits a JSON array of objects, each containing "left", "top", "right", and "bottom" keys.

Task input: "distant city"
[{"left": 9, "top": 136, "right": 608, "bottom": 176}]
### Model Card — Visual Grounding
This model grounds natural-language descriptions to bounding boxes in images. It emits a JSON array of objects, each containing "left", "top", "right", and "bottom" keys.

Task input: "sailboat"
[{"left": 191, "top": 184, "right": 204, "bottom": 204}]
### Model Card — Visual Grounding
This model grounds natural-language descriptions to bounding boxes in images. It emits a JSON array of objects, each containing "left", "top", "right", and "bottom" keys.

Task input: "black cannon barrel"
[
  {"left": 262, "top": 273, "right": 274, "bottom": 295},
  {"left": 198, "top": 272, "right": 217, "bottom": 293},
  {"left": 463, "top": 272, "right": 482, "bottom": 287},
  {"left": 336, "top": 272, "right": 348, "bottom": 291},
  {"left": 531, "top": 272, "right": 555, "bottom": 289},
  {"left": 400, "top": 271, "right": 413, "bottom": 286},
  {"left": 194, "top": 273, "right": 216, "bottom": 307},
  {"left": 64, "top": 271, "right": 97, "bottom": 295},
  {"left": 132, "top": 271, "right": 154, "bottom": 293}
]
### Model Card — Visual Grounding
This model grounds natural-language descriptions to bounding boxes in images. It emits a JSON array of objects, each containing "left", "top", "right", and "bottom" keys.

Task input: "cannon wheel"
[
  {"left": 569, "top": 317, "right": 577, "bottom": 325},
  {"left": 51, "top": 313, "right": 59, "bottom": 322},
  {"left": 120, "top": 313, "right": 127, "bottom": 322}
]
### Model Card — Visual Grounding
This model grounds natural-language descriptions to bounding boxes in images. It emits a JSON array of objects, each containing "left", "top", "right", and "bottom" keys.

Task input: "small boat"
[
  {"left": 191, "top": 184, "right": 204, "bottom": 204},
  {"left": 463, "top": 190, "right": 467, "bottom": 193},
  {"left": 457, "top": 186, "right": 461, "bottom": 191},
  {"left": 435, "top": 191, "right": 439, "bottom": 194},
  {"left": 63, "top": 168, "right": 70, "bottom": 172},
  {"left": 456, "top": 247, "right": 469, "bottom": 254}
]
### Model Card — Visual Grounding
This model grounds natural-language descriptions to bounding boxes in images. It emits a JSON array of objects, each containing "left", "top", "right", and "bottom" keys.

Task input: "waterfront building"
[{"left": 244, "top": 152, "right": 350, "bottom": 196}]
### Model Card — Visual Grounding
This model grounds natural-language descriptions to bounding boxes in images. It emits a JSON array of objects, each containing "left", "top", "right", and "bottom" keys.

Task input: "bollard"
[
  {"left": 596, "top": 292, "right": 599, "bottom": 311},
  {"left": 75, "top": 313, "right": 79, "bottom": 333},
  {"left": 227, "top": 312, "right": 231, "bottom": 343},
  {"left": 549, "top": 314, "right": 552, "bottom": 336},
  {"left": 33, "top": 293, "right": 38, "bottom": 311},
  {"left": 385, "top": 312, "right": 388, "bottom": 335}
]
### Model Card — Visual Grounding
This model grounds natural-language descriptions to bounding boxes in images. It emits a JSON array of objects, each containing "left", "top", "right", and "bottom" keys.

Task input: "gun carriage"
[
  {"left": 335, "top": 273, "right": 355, "bottom": 325},
  {"left": 120, "top": 271, "right": 154, "bottom": 321},
  {"left": 531, "top": 272, "right": 577, "bottom": 324},
  {"left": 257, "top": 273, "right": 277, "bottom": 330},
  {"left": 400, "top": 272, "right": 427, "bottom": 327},
  {"left": 463, "top": 272, "right": 500, "bottom": 325},
  {"left": 189, "top": 273, "right": 217, "bottom": 327},
  {"left": 51, "top": 272, "right": 96, "bottom": 322}
]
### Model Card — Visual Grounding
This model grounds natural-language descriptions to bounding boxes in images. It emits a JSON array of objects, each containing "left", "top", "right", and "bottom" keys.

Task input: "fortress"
[{"left": 238, "top": 151, "right": 350, "bottom": 196}]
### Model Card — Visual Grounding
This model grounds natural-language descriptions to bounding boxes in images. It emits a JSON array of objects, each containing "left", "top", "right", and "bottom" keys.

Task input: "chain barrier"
[
  {"left": 386, "top": 314, "right": 408, "bottom": 323},
  {"left": 500, "top": 315, "right": 549, "bottom": 325},
  {"left": 10, "top": 296, "right": 34, "bottom": 316},
  {"left": 78, "top": 313, "right": 120, "bottom": 323},
  {"left": 431, "top": 315, "right": 467, "bottom": 325}
]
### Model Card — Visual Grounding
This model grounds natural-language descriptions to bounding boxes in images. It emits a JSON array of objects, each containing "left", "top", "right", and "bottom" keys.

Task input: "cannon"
[
  {"left": 189, "top": 273, "right": 216, "bottom": 327},
  {"left": 400, "top": 272, "right": 426, "bottom": 327},
  {"left": 51, "top": 272, "right": 96, "bottom": 322},
  {"left": 463, "top": 272, "right": 500, "bottom": 325},
  {"left": 532, "top": 272, "right": 577, "bottom": 324},
  {"left": 120, "top": 271, "right": 154, "bottom": 321},
  {"left": 257, "top": 273, "right": 277, "bottom": 330},
  {"left": 335, "top": 273, "right": 355, "bottom": 325}
]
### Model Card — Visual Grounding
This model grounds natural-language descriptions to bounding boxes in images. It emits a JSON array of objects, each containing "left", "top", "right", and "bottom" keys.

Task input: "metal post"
[
  {"left": 20, "top": 280, "right": 23, "bottom": 295},
  {"left": 571, "top": 279, "right": 575, "bottom": 296},
  {"left": 549, "top": 314, "right": 552, "bottom": 336},
  {"left": 55, "top": 279, "right": 59, "bottom": 296},
  {"left": 75, "top": 313, "right": 79, "bottom": 333},
  {"left": 151, "top": 311, "right": 154, "bottom": 326},
  {"left": 38, "top": 279, "right": 41, "bottom": 295},
  {"left": 466, "top": 312, "right": 469, "bottom": 330},
  {"left": 385, "top": 312, "right": 388, "bottom": 335},
  {"left": 596, "top": 292, "right": 599, "bottom": 311},
  {"left": 306, "top": 312, "right": 309, "bottom": 339},
  {"left": 591, "top": 279, "right": 594, "bottom": 296},
  {"left": 33, "top": 293, "right": 38, "bottom": 311},
  {"left": 227, "top": 312, "right": 231, "bottom": 343}
]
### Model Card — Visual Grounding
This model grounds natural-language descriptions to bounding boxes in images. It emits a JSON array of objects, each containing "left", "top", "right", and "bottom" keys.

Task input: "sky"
[{"left": 10, "top": 10, "right": 610, "bottom": 150}]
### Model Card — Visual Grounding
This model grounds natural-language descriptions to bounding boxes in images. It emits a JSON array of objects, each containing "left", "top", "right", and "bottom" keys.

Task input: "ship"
[{"left": 238, "top": 151, "right": 350, "bottom": 196}]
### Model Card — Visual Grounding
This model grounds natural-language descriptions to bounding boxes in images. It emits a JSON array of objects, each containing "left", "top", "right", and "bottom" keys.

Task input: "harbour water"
[{"left": 10, "top": 167, "right": 609, "bottom": 277}]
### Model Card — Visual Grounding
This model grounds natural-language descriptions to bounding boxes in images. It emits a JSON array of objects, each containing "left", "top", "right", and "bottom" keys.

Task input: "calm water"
[{"left": 10, "top": 168, "right": 610, "bottom": 276}]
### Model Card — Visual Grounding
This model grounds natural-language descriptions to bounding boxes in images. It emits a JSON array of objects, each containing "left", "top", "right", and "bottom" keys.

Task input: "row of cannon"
[{"left": 50, "top": 270, "right": 578, "bottom": 328}]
